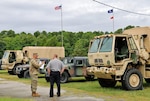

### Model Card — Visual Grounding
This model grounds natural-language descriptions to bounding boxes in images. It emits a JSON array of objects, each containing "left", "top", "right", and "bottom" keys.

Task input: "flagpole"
[
  {"left": 60, "top": 5, "right": 63, "bottom": 47},
  {"left": 112, "top": 10, "right": 114, "bottom": 33}
]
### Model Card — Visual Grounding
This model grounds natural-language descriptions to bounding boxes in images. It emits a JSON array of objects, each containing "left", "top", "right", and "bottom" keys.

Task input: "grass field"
[
  {"left": 0, "top": 70, "right": 150, "bottom": 101},
  {"left": 0, "top": 97, "right": 32, "bottom": 101}
]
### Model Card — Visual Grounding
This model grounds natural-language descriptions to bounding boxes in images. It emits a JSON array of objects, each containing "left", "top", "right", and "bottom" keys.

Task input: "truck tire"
[
  {"left": 98, "top": 78, "right": 117, "bottom": 87},
  {"left": 12, "top": 64, "right": 20, "bottom": 75},
  {"left": 85, "top": 75, "right": 95, "bottom": 81},
  {"left": 12, "top": 66, "right": 17, "bottom": 75},
  {"left": 122, "top": 68, "right": 143, "bottom": 90},
  {"left": 60, "top": 71, "right": 69, "bottom": 83},
  {"left": 24, "top": 70, "right": 30, "bottom": 78}
]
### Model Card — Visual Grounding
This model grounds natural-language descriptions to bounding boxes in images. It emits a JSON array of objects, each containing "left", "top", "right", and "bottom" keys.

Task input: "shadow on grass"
[
  {"left": 143, "top": 82, "right": 150, "bottom": 88},
  {"left": 67, "top": 78, "right": 97, "bottom": 83},
  {"left": 98, "top": 81, "right": 150, "bottom": 91}
]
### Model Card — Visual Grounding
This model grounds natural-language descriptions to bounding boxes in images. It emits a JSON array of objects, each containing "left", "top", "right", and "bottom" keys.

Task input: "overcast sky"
[{"left": 0, "top": 0, "right": 150, "bottom": 33}]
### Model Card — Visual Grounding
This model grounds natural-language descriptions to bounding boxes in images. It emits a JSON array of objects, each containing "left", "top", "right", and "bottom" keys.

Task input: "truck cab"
[
  {"left": 1, "top": 50, "right": 25, "bottom": 74},
  {"left": 87, "top": 34, "right": 144, "bottom": 90},
  {"left": 88, "top": 34, "right": 138, "bottom": 66}
]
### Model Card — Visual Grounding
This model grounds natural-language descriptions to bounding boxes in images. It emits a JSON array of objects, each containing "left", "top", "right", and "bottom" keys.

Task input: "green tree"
[
  {"left": 63, "top": 31, "right": 76, "bottom": 56},
  {"left": 45, "top": 36, "right": 59, "bottom": 46},
  {"left": 114, "top": 28, "right": 123, "bottom": 34},
  {"left": 36, "top": 34, "right": 47, "bottom": 46},
  {"left": 34, "top": 31, "right": 41, "bottom": 37},
  {"left": 7, "top": 30, "right": 15, "bottom": 37},
  {"left": 73, "top": 39, "right": 89, "bottom": 56},
  {"left": 0, "top": 41, "right": 6, "bottom": 58},
  {"left": 124, "top": 25, "right": 135, "bottom": 30}
]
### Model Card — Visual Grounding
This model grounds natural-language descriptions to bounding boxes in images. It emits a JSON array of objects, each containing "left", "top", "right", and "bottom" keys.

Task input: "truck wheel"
[
  {"left": 98, "top": 78, "right": 117, "bottom": 87},
  {"left": 12, "top": 67, "right": 17, "bottom": 75},
  {"left": 17, "top": 74, "right": 24, "bottom": 78},
  {"left": 13, "top": 64, "right": 20, "bottom": 75},
  {"left": 85, "top": 75, "right": 95, "bottom": 81},
  {"left": 60, "top": 71, "right": 69, "bottom": 83},
  {"left": 122, "top": 68, "right": 143, "bottom": 90},
  {"left": 24, "top": 70, "right": 30, "bottom": 78}
]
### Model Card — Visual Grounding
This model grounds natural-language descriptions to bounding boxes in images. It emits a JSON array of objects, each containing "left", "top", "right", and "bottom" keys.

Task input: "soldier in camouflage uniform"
[{"left": 29, "top": 53, "right": 44, "bottom": 97}]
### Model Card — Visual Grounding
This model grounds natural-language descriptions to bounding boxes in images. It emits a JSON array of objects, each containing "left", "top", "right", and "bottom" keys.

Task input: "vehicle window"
[
  {"left": 2, "top": 51, "right": 9, "bottom": 59},
  {"left": 76, "top": 60, "right": 83, "bottom": 66},
  {"left": 62, "top": 58, "right": 68, "bottom": 64},
  {"left": 68, "top": 58, "right": 74, "bottom": 64},
  {"left": 100, "top": 37, "right": 113, "bottom": 52},
  {"left": 128, "top": 37, "right": 137, "bottom": 50},
  {"left": 89, "top": 38, "right": 101, "bottom": 53},
  {"left": 10, "top": 52, "right": 16, "bottom": 59}
]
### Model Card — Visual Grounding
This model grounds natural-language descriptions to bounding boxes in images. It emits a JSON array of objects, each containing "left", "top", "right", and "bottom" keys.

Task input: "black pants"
[{"left": 49, "top": 71, "right": 61, "bottom": 97}]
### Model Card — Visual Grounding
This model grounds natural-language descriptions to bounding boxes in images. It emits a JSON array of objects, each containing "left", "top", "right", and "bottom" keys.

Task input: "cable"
[{"left": 93, "top": 0, "right": 150, "bottom": 16}]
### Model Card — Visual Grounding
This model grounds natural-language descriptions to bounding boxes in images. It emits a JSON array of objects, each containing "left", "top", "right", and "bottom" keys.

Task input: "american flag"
[{"left": 55, "top": 5, "right": 62, "bottom": 10}]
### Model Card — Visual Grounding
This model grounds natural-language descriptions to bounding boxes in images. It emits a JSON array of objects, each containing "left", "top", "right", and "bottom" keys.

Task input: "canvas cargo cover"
[
  {"left": 123, "top": 27, "right": 150, "bottom": 52},
  {"left": 23, "top": 46, "right": 65, "bottom": 59}
]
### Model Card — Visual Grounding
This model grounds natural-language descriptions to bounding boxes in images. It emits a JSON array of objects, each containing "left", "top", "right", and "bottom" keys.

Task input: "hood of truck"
[
  {"left": 1, "top": 58, "right": 8, "bottom": 64},
  {"left": 1, "top": 58, "right": 9, "bottom": 69}
]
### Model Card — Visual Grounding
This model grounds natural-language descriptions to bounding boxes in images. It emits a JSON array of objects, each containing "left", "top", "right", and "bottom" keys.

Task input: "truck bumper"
[
  {"left": 86, "top": 67, "right": 96, "bottom": 76},
  {"left": 87, "top": 67, "right": 116, "bottom": 79}
]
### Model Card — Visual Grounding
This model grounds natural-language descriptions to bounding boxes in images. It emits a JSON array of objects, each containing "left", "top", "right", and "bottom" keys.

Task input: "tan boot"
[{"left": 32, "top": 92, "right": 40, "bottom": 97}]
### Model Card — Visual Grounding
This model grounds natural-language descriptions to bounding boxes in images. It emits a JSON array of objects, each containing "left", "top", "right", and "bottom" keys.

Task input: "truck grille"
[{"left": 95, "top": 59, "right": 103, "bottom": 63}]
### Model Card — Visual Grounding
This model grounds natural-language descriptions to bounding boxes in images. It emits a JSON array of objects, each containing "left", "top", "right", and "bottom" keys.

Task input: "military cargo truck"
[
  {"left": 1, "top": 46, "right": 65, "bottom": 75},
  {"left": 87, "top": 27, "right": 150, "bottom": 90}
]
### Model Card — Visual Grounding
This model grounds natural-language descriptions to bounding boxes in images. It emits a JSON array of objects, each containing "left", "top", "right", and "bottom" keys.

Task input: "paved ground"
[{"left": 0, "top": 78, "right": 105, "bottom": 101}]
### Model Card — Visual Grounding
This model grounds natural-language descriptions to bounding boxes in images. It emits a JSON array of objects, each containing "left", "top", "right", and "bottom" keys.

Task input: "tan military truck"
[
  {"left": 87, "top": 27, "right": 150, "bottom": 90},
  {"left": 1, "top": 46, "right": 65, "bottom": 75}
]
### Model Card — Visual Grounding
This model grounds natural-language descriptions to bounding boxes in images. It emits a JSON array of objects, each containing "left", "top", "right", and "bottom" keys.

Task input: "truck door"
[
  {"left": 115, "top": 37, "right": 129, "bottom": 62},
  {"left": 75, "top": 59, "right": 84, "bottom": 76},
  {"left": 128, "top": 37, "right": 139, "bottom": 64},
  {"left": 9, "top": 52, "right": 16, "bottom": 63},
  {"left": 16, "top": 51, "right": 24, "bottom": 63}
]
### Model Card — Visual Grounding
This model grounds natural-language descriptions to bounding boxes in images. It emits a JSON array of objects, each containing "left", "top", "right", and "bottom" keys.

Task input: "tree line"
[{"left": 0, "top": 25, "right": 135, "bottom": 58}]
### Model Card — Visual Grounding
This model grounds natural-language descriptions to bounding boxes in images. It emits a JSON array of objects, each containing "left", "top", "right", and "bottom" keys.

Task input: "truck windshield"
[
  {"left": 62, "top": 57, "right": 74, "bottom": 65},
  {"left": 89, "top": 38, "right": 101, "bottom": 53},
  {"left": 62, "top": 58, "right": 68, "bottom": 65},
  {"left": 2, "top": 51, "right": 9, "bottom": 59},
  {"left": 99, "top": 37, "right": 113, "bottom": 52}
]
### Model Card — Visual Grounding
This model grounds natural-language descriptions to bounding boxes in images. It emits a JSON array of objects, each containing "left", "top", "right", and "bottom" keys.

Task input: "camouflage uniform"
[{"left": 29, "top": 59, "right": 41, "bottom": 93}]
